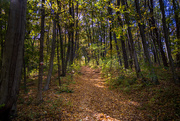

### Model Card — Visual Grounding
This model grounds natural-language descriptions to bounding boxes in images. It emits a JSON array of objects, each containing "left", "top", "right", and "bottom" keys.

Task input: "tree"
[
  {"left": 117, "top": 0, "right": 129, "bottom": 69},
  {"left": 159, "top": 0, "right": 179, "bottom": 84},
  {"left": 37, "top": 0, "right": 45, "bottom": 103},
  {"left": 0, "top": 0, "right": 27, "bottom": 119},
  {"left": 44, "top": 17, "right": 56, "bottom": 91},
  {"left": 121, "top": 0, "right": 141, "bottom": 78},
  {"left": 135, "top": 0, "right": 159, "bottom": 84},
  {"left": 148, "top": 0, "right": 168, "bottom": 67},
  {"left": 172, "top": 0, "right": 180, "bottom": 67}
]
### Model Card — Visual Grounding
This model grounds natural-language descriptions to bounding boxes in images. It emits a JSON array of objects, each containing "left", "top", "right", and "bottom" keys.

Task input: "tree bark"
[
  {"left": 135, "top": 0, "right": 159, "bottom": 84},
  {"left": 113, "top": 33, "right": 122, "bottom": 66},
  {"left": 148, "top": 0, "right": 168, "bottom": 67},
  {"left": 117, "top": 0, "right": 129, "bottom": 69},
  {"left": 121, "top": 0, "right": 141, "bottom": 78},
  {"left": 0, "top": 0, "right": 27, "bottom": 119},
  {"left": 56, "top": 29, "right": 61, "bottom": 86},
  {"left": 23, "top": 45, "right": 27, "bottom": 93},
  {"left": 69, "top": 0, "right": 74, "bottom": 65},
  {"left": 172, "top": 0, "right": 180, "bottom": 67},
  {"left": 159, "top": 0, "right": 179, "bottom": 84},
  {"left": 44, "top": 19, "right": 56, "bottom": 91},
  {"left": 108, "top": 0, "right": 113, "bottom": 69},
  {"left": 57, "top": 0, "right": 66, "bottom": 76},
  {"left": 37, "top": 0, "right": 45, "bottom": 103},
  {"left": 0, "top": 6, "right": 3, "bottom": 70}
]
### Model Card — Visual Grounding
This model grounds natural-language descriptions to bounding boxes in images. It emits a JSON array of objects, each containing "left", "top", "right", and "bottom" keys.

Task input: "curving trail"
[{"left": 61, "top": 66, "right": 146, "bottom": 121}]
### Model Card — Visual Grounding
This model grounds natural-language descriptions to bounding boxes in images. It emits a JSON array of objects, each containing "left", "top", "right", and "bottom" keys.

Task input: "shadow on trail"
[{"left": 60, "top": 66, "right": 145, "bottom": 121}]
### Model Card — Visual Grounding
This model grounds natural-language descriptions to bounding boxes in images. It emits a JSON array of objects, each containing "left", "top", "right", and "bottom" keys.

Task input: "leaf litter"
[{"left": 14, "top": 66, "right": 180, "bottom": 121}]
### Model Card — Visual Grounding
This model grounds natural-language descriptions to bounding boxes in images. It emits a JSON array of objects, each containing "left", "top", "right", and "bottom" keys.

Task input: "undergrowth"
[{"left": 98, "top": 58, "right": 180, "bottom": 120}]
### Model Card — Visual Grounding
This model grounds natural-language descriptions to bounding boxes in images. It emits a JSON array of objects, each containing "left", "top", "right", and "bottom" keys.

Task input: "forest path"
[{"left": 61, "top": 66, "right": 145, "bottom": 121}]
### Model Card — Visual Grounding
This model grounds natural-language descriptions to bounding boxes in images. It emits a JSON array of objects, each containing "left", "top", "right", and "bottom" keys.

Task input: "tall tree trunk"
[
  {"left": 148, "top": 0, "right": 168, "bottom": 67},
  {"left": 135, "top": 0, "right": 159, "bottom": 84},
  {"left": 37, "top": 0, "right": 45, "bottom": 103},
  {"left": 75, "top": 0, "right": 79, "bottom": 59},
  {"left": 0, "top": 7, "right": 3, "bottom": 70},
  {"left": 23, "top": 45, "right": 27, "bottom": 93},
  {"left": 44, "top": 19, "right": 56, "bottom": 91},
  {"left": 56, "top": 29, "right": 61, "bottom": 86},
  {"left": 159, "top": 0, "right": 179, "bottom": 84},
  {"left": 121, "top": 0, "right": 141, "bottom": 78},
  {"left": 172, "top": 0, "right": 180, "bottom": 67},
  {"left": 69, "top": 0, "right": 74, "bottom": 65},
  {"left": 57, "top": 0, "right": 66, "bottom": 76},
  {"left": 117, "top": 0, "right": 129, "bottom": 69},
  {"left": 65, "top": 31, "right": 71, "bottom": 73},
  {"left": 46, "top": 23, "right": 51, "bottom": 66},
  {"left": 127, "top": 38, "right": 133, "bottom": 69},
  {"left": 114, "top": 33, "right": 122, "bottom": 66},
  {"left": 0, "top": 0, "right": 27, "bottom": 119},
  {"left": 108, "top": 0, "right": 113, "bottom": 68}
]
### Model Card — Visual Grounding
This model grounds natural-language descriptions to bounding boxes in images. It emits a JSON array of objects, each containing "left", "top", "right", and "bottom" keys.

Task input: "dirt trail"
[{"left": 61, "top": 66, "right": 145, "bottom": 121}]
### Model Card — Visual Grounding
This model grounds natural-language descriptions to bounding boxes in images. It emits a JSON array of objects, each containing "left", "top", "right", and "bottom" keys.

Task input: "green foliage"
[
  {"left": 0, "top": 103, "right": 5, "bottom": 109},
  {"left": 71, "top": 63, "right": 81, "bottom": 74},
  {"left": 57, "top": 84, "right": 74, "bottom": 93},
  {"left": 106, "top": 75, "right": 138, "bottom": 89}
]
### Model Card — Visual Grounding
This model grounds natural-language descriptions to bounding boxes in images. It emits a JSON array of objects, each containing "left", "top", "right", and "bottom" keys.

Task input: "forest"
[{"left": 0, "top": 0, "right": 180, "bottom": 120}]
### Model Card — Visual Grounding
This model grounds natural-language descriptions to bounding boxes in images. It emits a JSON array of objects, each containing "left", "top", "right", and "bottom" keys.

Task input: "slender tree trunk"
[
  {"left": 46, "top": 23, "right": 51, "bottom": 66},
  {"left": 65, "top": 30, "right": 71, "bottom": 73},
  {"left": 44, "top": 19, "right": 56, "bottom": 91},
  {"left": 75, "top": 0, "right": 79, "bottom": 59},
  {"left": 148, "top": 0, "right": 168, "bottom": 67},
  {"left": 0, "top": 0, "right": 27, "bottom": 119},
  {"left": 37, "top": 0, "right": 45, "bottom": 103},
  {"left": 159, "top": 0, "right": 179, "bottom": 84},
  {"left": 23, "top": 45, "right": 27, "bottom": 93},
  {"left": 55, "top": 1, "right": 61, "bottom": 84},
  {"left": 0, "top": 7, "right": 3, "bottom": 70},
  {"left": 117, "top": 0, "right": 129, "bottom": 69},
  {"left": 69, "top": 0, "right": 74, "bottom": 65},
  {"left": 172, "top": 0, "right": 180, "bottom": 67},
  {"left": 108, "top": 0, "right": 113, "bottom": 69},
  {"left": 57, "top": 0, "right": 66, "bottom": 76},
  {"left": 60, "top": 27, "right": 65, "bottom": 76},
  {"left": 127, "top": 39, "right": 133, "bottom": 69},
  {"left": 114, "top": 33, "right": 122, "bottom": 66},
  {"left": 135, "top": 0, "right": 159, "bottom": 84},
  {"left": 121, "top": 0, "right": 141, "bottom": 78},
  {"left": 56, "top": 29, "right": 61, "bottom": 86}
]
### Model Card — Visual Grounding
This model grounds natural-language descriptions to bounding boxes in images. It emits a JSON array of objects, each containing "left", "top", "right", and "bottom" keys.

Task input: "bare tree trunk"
[
  {"left": 0, "top": 0, "right": 27, "bottom": 119},
  {"left": 44, "top": 18, "right": 56, "bottom": 91},
  {"left": 56, "top": 29, "right": 61, "bottom": 86},
  {"left": 69, "top": 0, "right": 74, "bottom": 65},
  {"left": 23, "top": 45, "right": 27, "bottom": 93},
  {"left": 114, "top": 33, "right": 122, "bottom": 66},
  {"left": 108, "top": 0, "right": 113, "bottom": 69},
  {"left": 172, "top": 0, "right": 180, "bottom": 67},
  {"left": 117, "top": 0, "right": 129, "bottom": 69},
  {"left": 56, "top": 0, "right": 66, "bottom": 76},
  {"left": 159, "top": 0, "right": 179, "bottom": 84},
  {"left": 37, "top": 0, "right": 45, "bottom": 103},
  {"left": 75, "top": 0, "right": 79, "bottom": 59},
  {"left": 121, "top": 0, "right": 141, "bottom": 78},
  {"left": 46, "top": 23, "right": 51, "bottom": 66},
  {"left": 148, "top": 0, "right": 168, "bottom": 67},
  {"left": 0, "top": 6, "right": 3, "bottom": 70},
  {"left": 135, "top": 0, "right": 159, "bottom": 84}
]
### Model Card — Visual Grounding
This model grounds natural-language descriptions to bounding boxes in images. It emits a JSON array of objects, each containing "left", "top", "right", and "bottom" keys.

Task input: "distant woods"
[{"left": 0, "top": 0, "right": 179, "bottom": 120}]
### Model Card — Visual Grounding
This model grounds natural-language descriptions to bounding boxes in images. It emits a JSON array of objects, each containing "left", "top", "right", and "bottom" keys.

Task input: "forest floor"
[{"left": 14, "top": 66, "right": 180, "bottom": 121}]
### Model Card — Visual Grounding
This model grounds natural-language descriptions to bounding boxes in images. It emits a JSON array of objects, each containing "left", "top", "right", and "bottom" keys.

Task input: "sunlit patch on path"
[{"left": 60, "top": 66, "right": 145, "bottom": 120}]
